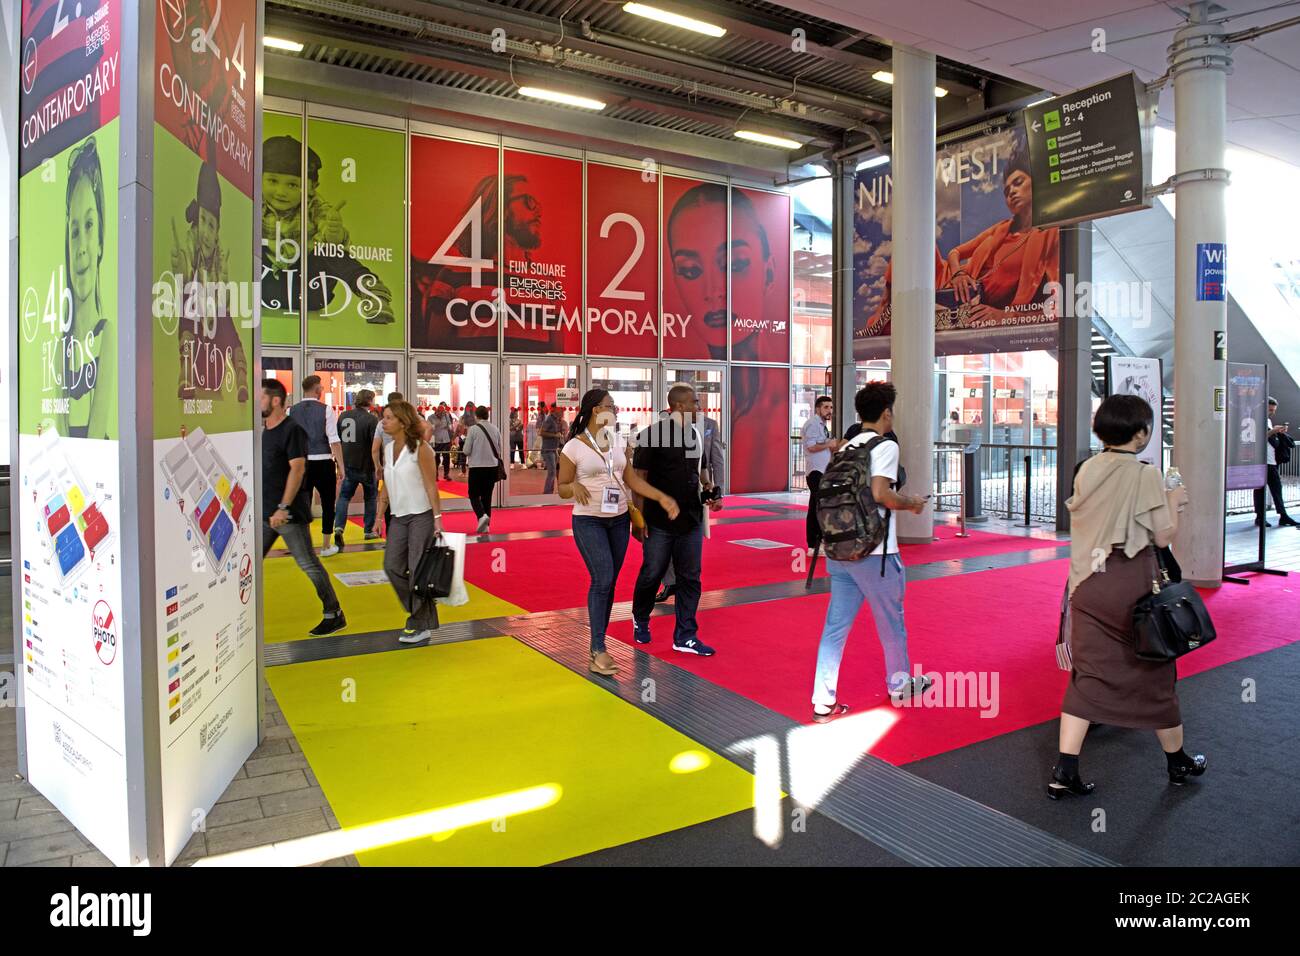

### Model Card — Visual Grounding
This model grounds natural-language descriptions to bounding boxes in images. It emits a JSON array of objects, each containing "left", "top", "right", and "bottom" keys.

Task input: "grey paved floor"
[{"left": 2, "top": 498, "right": 1296, "bottom": 867}]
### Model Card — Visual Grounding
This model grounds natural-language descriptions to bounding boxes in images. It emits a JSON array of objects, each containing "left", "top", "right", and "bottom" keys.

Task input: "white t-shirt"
[
  {"left": 1267, "top": 418, "right": 1277, "bottom": 466},
  {"left": 842, "top": 428, "right": 899, "bottom": 556},
  {"left": 561, "top": 430, "right": 629, "bottom": 518},
  {"left": 385, "top": 440, "right": 432, "bottom": 517}
]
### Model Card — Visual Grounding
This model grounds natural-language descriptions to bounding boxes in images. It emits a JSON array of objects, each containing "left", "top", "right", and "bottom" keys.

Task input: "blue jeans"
[
  {"left": 632, "top": 521, "right": 704, "bottom": 644},
  {"left": 333, "top": 466, "right": 377, "bottom": 534},
  {"left": 572, "top": 512, "right": 631, "bottom": 652},
  {"left": 812, "top": 553, "right": 911, "bottom": 706}
]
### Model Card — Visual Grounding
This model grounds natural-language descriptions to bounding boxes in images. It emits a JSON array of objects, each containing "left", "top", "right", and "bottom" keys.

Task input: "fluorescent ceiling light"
[
  {"left": 871, "top": 70, "right": 947, "bottom": 98},
  {"left": 517, "top": 86, "right": 606, "bottom": 111},
  {"left": 623, "top": 2, "right": 726, "bottom": 38},
  {"left": 735, "top": 130, "right": 802, "bottom": 150},
  {"left": 263, "top": 36, "right": 304, "bottom": 52},
  {"left": 857, "top": 154, "right": 889, "bottom": 170},
  {"left": 1027, "top": 96, "right": 1053, "bottom": 107}
]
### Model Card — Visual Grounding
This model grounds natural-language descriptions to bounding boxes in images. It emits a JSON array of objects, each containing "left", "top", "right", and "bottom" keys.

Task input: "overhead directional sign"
[{"left": 1024, "top": 72, "right": 1154, "bottom": 229}]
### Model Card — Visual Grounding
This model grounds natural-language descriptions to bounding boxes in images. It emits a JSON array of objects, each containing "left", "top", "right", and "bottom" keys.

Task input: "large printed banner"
[
  {"left": 410, "top": 135, "right": 500, "bottom": 352},
  {"left": 260, "top": 110, "right": 304, "bottom": 344},
  {"left": 586, "top": 162, "right": 658, "bottom": 358},
  {"left": 1226, "top": 362, "right": 1268, "bottom": 492},
  {"left": 730, "top": 365, "right": 790, "bottom": 494},
  {"left": 152, "top": 0, "right": 259, "bottom": 866},
  {"left": 17, "top": 0, "right": 128, "bottom": 865},
  {"left": 731, "top": 186, "right": 790, "bottom": 364},
  {"left": 502, "top": 149, "right": 583, "bottom": 353},
  {"left": 663, "top": 175, "right": 725, "bottom": 361},
  {"left": 854, "top": 125, "right": 1061, "bottom": 359},
  {"left": 304, "top": 118, "right": 405, "bottom": 348},
  {"left": 1105, "top": 355, "right": 1163, "bottom": 468}
]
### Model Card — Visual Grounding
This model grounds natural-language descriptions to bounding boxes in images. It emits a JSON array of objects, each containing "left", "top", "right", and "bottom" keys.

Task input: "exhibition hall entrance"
[
  {"left": 503, "top": 362, "right": 581, "bottom": 506},
  {"left": 261, "top": 350, "right": 300, "bottom": 403},
  {"left": 408, "top": 357, "right": 495, "bottom": 510}
]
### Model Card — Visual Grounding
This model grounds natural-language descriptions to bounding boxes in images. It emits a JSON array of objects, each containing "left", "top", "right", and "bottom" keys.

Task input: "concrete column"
[
  {"left": 890, "top": 46, "right": 937, "bottom": 543},
  {"left": 1171, "top": 3, "right": 1231, "bottom": 586},
  {"left": 1056, "top": 223, "right": 1094, "bottom": 531},
  {"left": 831, "top": 159, "right": 857, "bottom": 436}
]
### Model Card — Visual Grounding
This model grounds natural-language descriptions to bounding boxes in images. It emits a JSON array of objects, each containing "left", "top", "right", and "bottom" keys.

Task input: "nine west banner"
[
  {"left": 854, "top": 125, "right": 1061, "bottom": 360},
  {"left": 17, "top": 0, "right": 127, "bottom": 864},
  {"left": 152, "top": 0, "right": 259, "bottom": 866}
]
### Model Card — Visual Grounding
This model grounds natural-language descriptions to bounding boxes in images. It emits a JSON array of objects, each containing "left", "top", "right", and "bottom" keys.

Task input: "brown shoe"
[{"left": 589, "top": 650, "right": 619, "bottom": 676}]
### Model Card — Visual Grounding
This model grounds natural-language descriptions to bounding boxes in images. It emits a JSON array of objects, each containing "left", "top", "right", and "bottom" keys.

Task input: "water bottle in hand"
[{"left": 1165, "top": 467, "right": 1183, "bottom": 491}]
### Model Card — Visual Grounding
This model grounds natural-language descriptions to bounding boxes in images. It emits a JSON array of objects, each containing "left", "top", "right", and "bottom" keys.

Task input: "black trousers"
[
  {"left": 468, "top": 467, "right": 496, "bottom": 520},
  {"left": 1255, "top": 464, "right": 1291, "bottom": 520},
  {"left": 806, "top": 470, "right": 823, "bottom": 549},
  {"left": 304, "top": 459, "right": 338, "bottom": 538}
]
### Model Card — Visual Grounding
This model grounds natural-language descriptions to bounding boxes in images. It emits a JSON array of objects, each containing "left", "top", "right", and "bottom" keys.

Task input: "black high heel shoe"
[
  {"left": 1046, "top": 764, "right": 1095, "bottom": 800},
  {"left": 1168, "top": 753, "right": 1208, "bottom": 785}
]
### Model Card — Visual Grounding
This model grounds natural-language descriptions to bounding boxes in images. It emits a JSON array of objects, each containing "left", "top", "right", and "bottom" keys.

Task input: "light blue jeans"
[{"left": 811, "top": 553, "right": 911, "bottom": 707}]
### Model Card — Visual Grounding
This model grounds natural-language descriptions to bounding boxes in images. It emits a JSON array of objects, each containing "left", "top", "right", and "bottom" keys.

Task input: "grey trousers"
[{"left": 384, "top": 510, "right": 440, "bottom": 631}]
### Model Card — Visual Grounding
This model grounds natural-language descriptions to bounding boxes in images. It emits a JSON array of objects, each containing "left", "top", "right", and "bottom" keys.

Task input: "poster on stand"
[
  {"left": 152, "top": 0, "right": 259, "bottom": 866},
  {"left": 663, "top": 175, "right": 726, "bottom": 361},
  {"left": 731, "top": 186, "right": 790, "bottom": 365},
  {"left": 502, "top": 149, "right": 583, "bottom": 354},
  {"left": 730, "top": 365, "right": 789, "bottom": 494},
  {"left": 409, "top": 135, "right": 500, "bottom": 351},
  {"left": 854, "top": 124, "right": 1060, "bottom": 359},
  {"left": 259, "top": 110, "right": 304, "bottom": 345},
  {"left": 586, "top": 162, "right": 658, "bottom": 358},
  {"left": 1226, "top": 362, "right": 1268, "bottom": 491},
  {"left": 304, "top": 118, "right": 405, "bottom": 348},
  {"left": 1105, "top": 355, "right": 1163, "bottom": 468},
  {"left": 17, "top": 0, "right": 127, "bottom": 864}
]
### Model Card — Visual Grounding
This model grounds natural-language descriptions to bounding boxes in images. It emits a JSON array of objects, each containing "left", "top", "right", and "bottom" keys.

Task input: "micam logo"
[
  {"left": 49, "top": 886, "right": 151, "bottom": 936},
  {"left": 1044, "top": 274, "right": 1154, "bottom": 329}
]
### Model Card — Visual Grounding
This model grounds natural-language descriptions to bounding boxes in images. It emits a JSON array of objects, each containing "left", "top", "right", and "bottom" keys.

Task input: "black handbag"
[
  {"left": 476, "top": 423, "right": 508, "bottom": 482},
  {"left": 1132, "top": 548, "right": 1216, "bottom": 662},
  {"left": 409, "top": 533, "right": 455, "bottom": 608}
]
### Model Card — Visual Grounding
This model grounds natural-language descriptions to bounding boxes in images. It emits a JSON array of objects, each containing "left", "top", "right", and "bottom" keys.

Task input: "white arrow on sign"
[{"left": 1031, "top": 120, "right": 1041, "bottom": 133}]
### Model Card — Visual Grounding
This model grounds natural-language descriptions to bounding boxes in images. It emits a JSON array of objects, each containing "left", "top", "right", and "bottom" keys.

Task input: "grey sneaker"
[{"left": 398, "top": 629, "right": 432, "bottom": 644}]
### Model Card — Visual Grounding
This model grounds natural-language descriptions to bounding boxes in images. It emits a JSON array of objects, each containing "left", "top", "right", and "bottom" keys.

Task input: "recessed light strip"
[
  {"left": 872, "top": 70, "right": 948, "bottom": 98},
  {"left": 517, "top": 86, "right": 607, "bottom": 111},
  {"left": 622, "top": 3, "right": 727, "bottom": 38},
  {"left": 735, "top": 129, "right": 802, "bottom": 150}
]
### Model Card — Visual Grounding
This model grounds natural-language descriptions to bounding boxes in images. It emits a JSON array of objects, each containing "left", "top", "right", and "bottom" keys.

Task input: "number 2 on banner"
[
  {"left": 598, "top": 213, "right": 645, "bottom": 301},
  {"left": 428, "top": 197, "right": 494, "bottom": 288},
  {"left": 191, "top": 0, "right": 222, "bottom": 57}
]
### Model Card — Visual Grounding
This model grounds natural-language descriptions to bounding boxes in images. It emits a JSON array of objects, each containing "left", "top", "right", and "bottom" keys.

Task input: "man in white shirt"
[
  {"left": 802, "top": 395, "right": 841, "bottom": 549},
  {"left": 1256, "top": 397, "right": 1297, "bottom": 528},
  {"left": 289, "top": 374, "right": 344, "bottom": 556},
  {"left": 811, "top": 382, "right": 932, "bottom": 722}
]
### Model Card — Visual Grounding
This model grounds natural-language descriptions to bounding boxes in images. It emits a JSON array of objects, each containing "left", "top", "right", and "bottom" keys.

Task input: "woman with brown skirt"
[{"left": 1049, "top": 394, "right": 1206, "bottom": 799}]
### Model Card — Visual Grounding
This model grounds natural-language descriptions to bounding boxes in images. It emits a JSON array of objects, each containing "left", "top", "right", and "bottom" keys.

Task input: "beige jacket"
[{"left": 1066, "top": 451, "right": 1173, "bottom": 596}]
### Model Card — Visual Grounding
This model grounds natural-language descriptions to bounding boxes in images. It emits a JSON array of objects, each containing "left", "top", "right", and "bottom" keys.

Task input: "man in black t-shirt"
[
  {"left": 261, "top": 379, "right": 345, "bottom": 636},
  {"left": 331, "top": 388, "right": 381, "bottom": 551},
  {"left": 630, "top": 385, "right": 721, "bottom": 656}
]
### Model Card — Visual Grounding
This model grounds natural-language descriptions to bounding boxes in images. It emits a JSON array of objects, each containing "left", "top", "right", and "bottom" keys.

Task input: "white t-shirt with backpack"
[{"left": 839, "top": 429, "right": 899, "bottom": 556}]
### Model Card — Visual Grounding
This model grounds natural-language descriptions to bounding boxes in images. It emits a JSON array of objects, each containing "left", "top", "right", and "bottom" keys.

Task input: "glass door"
[
  {"left": 587, "top": 363, "right": 659, "bottom": 446},
  {"left": 503, "top": 361, "right": 580, "bottom": 505},
  {"left": 261, "top": 350, "right": 300, "bottom": 405},
  {"left": 664, "top": 365, "right": 726, "bottom": 492},
  {"left": 307, "top": 353, "right": 401, "bottom": 415},
  {"left": 409, "top": 356, "right": 494, "bottom": 509}
]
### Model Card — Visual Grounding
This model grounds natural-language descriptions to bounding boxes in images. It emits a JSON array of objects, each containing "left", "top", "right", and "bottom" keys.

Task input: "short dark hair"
[
  {"left": 262, "top": 378, "right": 288, "bottom": 405},
  {"left": 855, "top": 382, "right": 896, "bottom": 424},
  {"left": 354, "top": 388, "right": 374, "bottom": 408},
  {"left": 475, "top": 405, "right": 489, "bottom": 420},
  {"left": 667, "top": 384, "right": 695, "bottom": 409},
  {"left": 1268, "top": 396, "right": 1278, "bottom": 406},
  {"left": 1093, "top": 393, "right": 1153, "bottom": 446},
  {"left": 301, "top": 374, "right": 321, "bottom": 394},
  {"left": 387, "top": 391, "right": 403, "bottom": 404},
  {"left": 814, "top": 395, "right": 832, "bottom": 410}
]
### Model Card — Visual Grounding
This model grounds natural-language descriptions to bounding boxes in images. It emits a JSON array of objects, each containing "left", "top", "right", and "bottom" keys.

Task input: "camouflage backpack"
[{"left": 814, "top": 435, "right": 904, "bottom": 571}]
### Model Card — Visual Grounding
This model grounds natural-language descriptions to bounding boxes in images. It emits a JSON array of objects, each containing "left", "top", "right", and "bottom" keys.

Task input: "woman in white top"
[
  {"left": 557, "top": 389, "right": 679, "bottom": 676},
  {"left": 380, "top": 400, "right": 444, "bottom": 644}
]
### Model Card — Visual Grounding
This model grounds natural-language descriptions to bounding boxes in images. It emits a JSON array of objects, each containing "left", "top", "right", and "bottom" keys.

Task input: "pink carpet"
[{"left": 608, "top": 558, "right": 1300, "bottom": 765}]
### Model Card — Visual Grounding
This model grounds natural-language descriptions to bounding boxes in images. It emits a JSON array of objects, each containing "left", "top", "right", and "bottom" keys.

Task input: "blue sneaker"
[
  {"left": 633, "top": 621, "right": 652, "bottom": 644},
  {"left": 672, "top": 637, "right": 715, "bottom": 657}
]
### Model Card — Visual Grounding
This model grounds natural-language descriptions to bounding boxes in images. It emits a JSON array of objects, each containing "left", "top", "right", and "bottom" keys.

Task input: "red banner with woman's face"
[
  {"left": 501, "top": 149, "right": 583, "bottom": 354},
  {"left": 731, "top": 186, "right": 790, "bottom": 365},
  {"left": 585, "top": 162, "right": 658, "bottom": 357},
  {"left": 662, "top": 175, "right": 727, "bottom": 361},
  {"left": 729, "top": 365, "right": 790, "bottom": 494},
  {"left": 409, "top": 135, "right": 501, "bottom": 352}
]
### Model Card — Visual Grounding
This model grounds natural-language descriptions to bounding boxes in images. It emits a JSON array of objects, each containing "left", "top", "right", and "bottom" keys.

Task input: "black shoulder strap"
[{"left": 476, "top": 422, "right": 503, "bottom": 463}]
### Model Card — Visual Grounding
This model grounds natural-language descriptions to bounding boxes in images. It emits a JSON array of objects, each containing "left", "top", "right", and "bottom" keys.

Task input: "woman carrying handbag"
[
  {"left": 557, "top": 389, "right": 678, "bottom": 676},
  {"left": 461, "top": 405, "right": 506, "bottom": 534},
  {"left": 380, "top": 400, "right": 444, "bottom": 644},
  {"left": 1050, "top": 394, "right": 1206, "bottom": 800}
]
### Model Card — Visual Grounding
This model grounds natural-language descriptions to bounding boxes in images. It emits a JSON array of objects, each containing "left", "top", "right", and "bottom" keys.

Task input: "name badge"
[{"left": 602, "top": 486, "right": 622, "bottom": 514}]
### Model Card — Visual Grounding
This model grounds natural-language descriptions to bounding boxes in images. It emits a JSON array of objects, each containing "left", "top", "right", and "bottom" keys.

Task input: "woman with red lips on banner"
[
  {"left": 665, "top": 182, "right": 791, "bottom": 492},
  {"left": 945, "top": 149, "right": 1059, "bottom": 326}
]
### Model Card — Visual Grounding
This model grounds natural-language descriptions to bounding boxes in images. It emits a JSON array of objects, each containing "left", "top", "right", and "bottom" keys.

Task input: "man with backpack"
[{"left": 810, "top": 382, "right": 933, "bottom": 722}]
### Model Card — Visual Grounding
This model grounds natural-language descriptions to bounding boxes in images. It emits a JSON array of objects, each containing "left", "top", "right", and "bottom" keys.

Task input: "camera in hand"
[{"left": 701, "top": 486, "right": 723, "bottom": 504}]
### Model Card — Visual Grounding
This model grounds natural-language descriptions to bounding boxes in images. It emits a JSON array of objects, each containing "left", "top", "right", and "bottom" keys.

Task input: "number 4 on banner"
[{"left": 428, "top": 197, "right": 494, "bottom": 288}]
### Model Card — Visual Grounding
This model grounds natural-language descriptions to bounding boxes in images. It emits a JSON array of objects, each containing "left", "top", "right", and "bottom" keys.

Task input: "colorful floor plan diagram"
[{"left": 159, "top": 428, "right": 250, "bottom": 574}]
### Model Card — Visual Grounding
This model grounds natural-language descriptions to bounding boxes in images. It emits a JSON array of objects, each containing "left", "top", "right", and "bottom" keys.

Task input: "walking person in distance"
[{"left": 462, "top": 404, "right": 505, "bottom": 533}]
